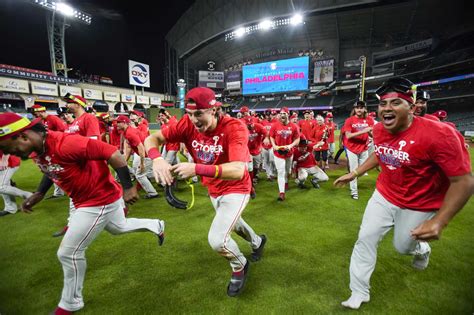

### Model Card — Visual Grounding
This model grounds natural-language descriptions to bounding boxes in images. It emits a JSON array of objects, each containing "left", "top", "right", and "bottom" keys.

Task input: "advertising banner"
[
  {"left": 243, "top": 56, "right": 309, "bottom": 95},
  {"left": 121, "top": 93, "right": 136, "bottom": 103},
  {"left": 136, "top": 95, "right": 149, "bottom": 104},
  {"left": 313, "top": 59, "right": 334, "bottom": 84},
  {"left": 0, "top": 64, "right": 78, "bottom": 84},
  {"left": 0, "top": 77, "right": 29, "bottom": 93},
  {"left": 31, "top": 81, "right": 58, "bottom": 96},
  {"left": 59, "top": 85, "right": 82, "bottom": 96},
  {"left": 150, "top": 96, "right": 161, "bottom": 105},
  {"left": 225, "top": 71, "right": 241, "bottom": 90},
  {"left": 129, "top": 60, "right": 150, "bottom": 88},
  {"left": 83, "top": 88, "right": 102, "bottom": 100},
  {"left": 104, "top": 91, "right": 120, "bottom": 102}
]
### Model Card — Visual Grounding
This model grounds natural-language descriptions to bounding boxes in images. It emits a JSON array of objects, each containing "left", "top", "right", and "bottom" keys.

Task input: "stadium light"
[
  {"left": 235, "top": 27, "right": 246, "bottom": 38},
  {"left": 290, "top": 14, "right": 303, "bottom": 26},
  {"left": 56, "top": 3, "right": 74, "bottom": 16},
  {"left": 259, "top": 19, "right": 273, "bottom": 31}
]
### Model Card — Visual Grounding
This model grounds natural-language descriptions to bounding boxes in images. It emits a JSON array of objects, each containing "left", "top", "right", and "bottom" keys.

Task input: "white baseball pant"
[
  {"left": 164, "top": 150, "right": 179, "bottom": 165},
  {"left": 296, "top": 166, "right": 329, "bottom": 184},
  {"left": 209, "top": 193, "right": 262, "bottom": 272},
  {"left": 329, "top": 142, "right": 336, "bottom": 156},
  {"left": 348, "top": 189, "right": 435, "bottom": 298},
  {"left": 261, "top": 148, "right": 276, "bottom": 178},
  {"left": 346, "top": 149, "right": 369, "bottom": 196},
  {"left": 132, "top": 153, "right": 158, "bottom": 196},
  {"left": 247, "top": 153, "right": 262, "bottom": 173},
  {"left": 273, "top": 154, "right": 292, "bottom": 193},
  {"left": 57, "top": 197, "right": 164, "bottom": 311},
  {"left": 0, "top": 166, "right": 32, "bottom": 213}
]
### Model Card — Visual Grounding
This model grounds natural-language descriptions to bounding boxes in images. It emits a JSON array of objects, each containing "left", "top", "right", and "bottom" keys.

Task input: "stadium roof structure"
[{"left": 164, "top": 0, "right": 471, "bottom": 93}]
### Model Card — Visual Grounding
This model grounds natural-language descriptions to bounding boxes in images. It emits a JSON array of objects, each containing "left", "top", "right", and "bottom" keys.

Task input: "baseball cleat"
[
  {"left": 277, "top": 193, "right": 285, "bottom": 201},
  {"left": 227, "top": 261, "right": 249, "bottom": 297},
  {"left": 351, "top": 194, "right": 359, "bottom": 200},
  {"left": 144, "top": 193, "right": 159, "bottom": 199},
  {"left": 250, "top": 187, "right": 256, "bottom": 199},
  {"left": 412, "top": 248, "right": 431, "bottom": 270},
  {"left": 51, "top": 306, "right": 73, "bottom": 315},
  {"left": 157, "top": 220, "right": 165, "bottom": 246},
  {"left": 250, "top": 234, "right": 267, "bottom": 262},
  {"left": 311, "top": 178, "right": 320, "bottom": 189},
  {"left": 52, "top": 226, "right": 68, "bottom": 238},
  {"left": 341, "top": 293, "right": 370, "bottom": 309}
]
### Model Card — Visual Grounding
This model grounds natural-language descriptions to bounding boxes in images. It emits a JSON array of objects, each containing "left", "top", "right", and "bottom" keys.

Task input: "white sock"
[{"left": 341, "top": 293, "right": 370, "bottom": 309}]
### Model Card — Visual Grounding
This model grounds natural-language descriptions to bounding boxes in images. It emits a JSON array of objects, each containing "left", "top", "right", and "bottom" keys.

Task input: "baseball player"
[
  {"left": 0, "top": 112, "right": 165, "bottom": 315},
  {"left": 298, "top": 110, "right": 316, "bottom": 141},
  {"left": 292, "top": 136, "right": 328, "bottom": 189},
  {"left": 334, "top": 77, "right": 473, "bottom": 310},
  {"left": 325, "top": 112, "right": 336, "bottom": 161},
  {"left": 145, "top": 87, "right": 266, "bottom": 297},
  {"left": 260, "top": 110, "right": 277, "bottom": 181},
  {"left": 342, "top": 101, "right": 374, "bottom": 200},
  {"left": 290, "top": 112, "right": 299, "bottom": 124},
  {"left": 244, "top": 116, "right": 268, "bottom": 198},
  {"left": 56, "top": 107, "right": 74, "bottom": 125},
  {"left": 116, "top": 115, "right": 158, "bottom": 199},
  {"left": 53, "top": 93, "right": 101, "bottom": 237},
  {"left": 158, "top": 109, "right": 181, "bottom": 165},
  {"left": 269, "top": 107, "right": 300, "bottom": 201},
  {"left": 312, "top": 115, "right": 329, "bottom": 169},
  {"left": 0, "top": 151, "right": 32, "bottom": 216},
  {"left": 31, "top": 104, "right": 67, "bottom": 198},
  {"left": 414, "top": 91, "right": 440, "bottom": 121},
  {"left": 239, "top": 106, "right": 259, "bottom": 123}
]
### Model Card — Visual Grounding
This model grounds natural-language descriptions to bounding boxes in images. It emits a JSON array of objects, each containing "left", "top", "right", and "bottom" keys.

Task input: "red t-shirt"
[
  {"left": 65, "top": 113, "right": 100, "bottom": 139},
  {"left": 260, "top": 120, "right": 273, "bottom": 150},
  {"left": 248, "top": 122, "right": 268, "bottom": 156},
  {"left": 0, "top": 152, "right": 20, "bottom": 168},
  {"left": 423, "top": 113, "right": 440, "bottom": 121},
  {"left": 161, "top": 115, "right": 252, "bottom": 198},
  {"left": 298, "top": 119, "right": 316, "bottom": 141},
  {"left": 373, "top": 116, "right": 471, "bottom": 211},
  {"left": 124, "top": 126, "right": 144, "bottom": 155},
  {"left": 108, "top": 121, "right": 121, "bottom": 149},
  {"left": 161, "top": 117, "right": 180, "bottom": 152},
  {"left": 270, "top": 121, "right": 300, "bottom": 159},
  {"left": 326, "top": 121, "right": 336, "bottom": 143},
  {"left": 137, "top": 121, "right": 150, "bottom": 139},
  {"left": 312, "top": 124, "right": 329, "bottom": 151},
  {"left": 343, "top": 116, "right": 374, "bottom": 154},
  {"left": 33, "top": 131, "right": 122, "bottom": 208},
  {"left": 44, "top": 115, "right": 66, "bottom": 132},
  {"left": 293, "top": 145, "right": 317, "bottom": 169}
]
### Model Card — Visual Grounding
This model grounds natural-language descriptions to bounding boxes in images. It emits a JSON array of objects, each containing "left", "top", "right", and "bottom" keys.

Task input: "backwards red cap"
[
  {"left": 0, "top": 113, "right": 42, "bottom": 140},
  {"left": 240, "top": 106, "right": 249, "bottom": 113},
  {"left": 116, "top": 115, "right": 131, "bottom": 124},
  {"left": 185, "top": 87, "right": 218, "bottom": 110},
  {"left": 280, "top": 107, "right": 289, "bottom": 114}
]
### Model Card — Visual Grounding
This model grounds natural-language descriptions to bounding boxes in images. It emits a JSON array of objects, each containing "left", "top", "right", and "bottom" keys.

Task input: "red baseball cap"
[
  {"left": 270, "top": 109, "right": 278, "bottom": 115},
  {"left": 368, "top": 112, "right": 377, "bottom": 118},
  {"left": 130, "top": 110, "right": 144, "bottom": 117},
  {"left": 116, "top": 115, "right": 131, "bottom": 124},
  {"left": 0, "top": 113, "right": 42, "bottom": 140},
  {"left": 185, "top": 87, "right": 218, "bottom": 110},
  {"left": 291, "top": 113, "right": 298, "bottom": 119},
  {"left": 63, "top": 93, "right": 87, "bottom": 107},
  {"left": 280, "top": 107, "right": 290, "bottom": 114},
  {"left": 240, "top": 106, "right": 249, "bottom": 113},
  {"left": 31, "top": 104, "right": 46, "bottom": 112},
  {"left": 433, "top": 110, "right": 447, "bottom": 119},
  {"left": 326, "top": 112, "right": 333, "bottom": 118}
]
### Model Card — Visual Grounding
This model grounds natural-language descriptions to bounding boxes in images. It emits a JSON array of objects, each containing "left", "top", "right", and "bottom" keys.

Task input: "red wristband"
[
  {"left": 195, "top": 164, "right": 217, "bottom": 178},
  {"left": 147, "top": 147, "right": 161, "bottom": 160}
]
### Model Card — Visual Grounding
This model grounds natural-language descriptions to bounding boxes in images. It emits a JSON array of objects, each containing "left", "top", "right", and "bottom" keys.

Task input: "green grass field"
[{"left": 1, "top": 147, "right": 473, "bottom": 314}]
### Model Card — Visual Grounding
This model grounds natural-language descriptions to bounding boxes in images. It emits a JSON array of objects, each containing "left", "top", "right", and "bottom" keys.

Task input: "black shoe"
[
  {"left": 250, "top": 235, "right": 267, "bottom": 262},
  {"left": 52, "top": 226, "right": 68, "bottom": 237},
  {"left": 0, "top": 210, "right": 12, "bottom": 217},
  {"left": 311, "top": 178, "right": 320, "bottom": 189},
  {"left": 250, "top": 187, "right": 256, "bottom": 199},
  {"left": 227, "top": 261, "right": 250, "bottom": 297},
  {"left": 157, "top": 220, "right": 165, "bottom": 246},
  {"left": 144, "top": 194, "right": 159, "bottom": 199}
]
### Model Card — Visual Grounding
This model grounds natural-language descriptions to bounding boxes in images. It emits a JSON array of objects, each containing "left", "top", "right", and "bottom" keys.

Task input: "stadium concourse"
[{"left": 1, "top": 0, "right": 474, "bottom": 314}]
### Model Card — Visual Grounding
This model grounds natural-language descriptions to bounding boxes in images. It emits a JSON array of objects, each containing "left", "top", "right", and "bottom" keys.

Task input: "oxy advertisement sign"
[
  {"left": 59, "top": 85, "right": 82, "bottom": 97},
  {"left": 0, "top": 77, "right": 29, "bottom": 93},
  {"left": 83, "top": 89, "right": 102, "bottom": 100},
  {"left": 31, "top": 81, "right": 58, "bottom": 96},
  {"left": 104, "top": 91, "right": 120, "bottom": 102},
  {"left": 129, "top": 60, "right": 150, "bottom": 88}
]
